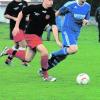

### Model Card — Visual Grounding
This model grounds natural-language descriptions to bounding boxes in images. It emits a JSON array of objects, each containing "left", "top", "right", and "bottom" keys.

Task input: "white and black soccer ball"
[{"left": 76, "top": 73, "right": 90, "bottom": 85}]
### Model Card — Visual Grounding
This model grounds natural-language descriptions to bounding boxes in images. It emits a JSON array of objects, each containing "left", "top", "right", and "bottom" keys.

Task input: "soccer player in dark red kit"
[
  {"left": 0, "top": 0, "right": 28, "bottom": 65},
  {"left": 13, "top": 0, "right": 62, "bottom": 81},
  {"left": 4, "top": 0, "right": 27, "bottom": 40}
]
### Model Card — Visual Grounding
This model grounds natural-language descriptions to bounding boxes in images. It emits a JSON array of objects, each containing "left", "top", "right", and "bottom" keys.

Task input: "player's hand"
[
  {"left": 12, "top": 27, "right": 19, "bottom": 36},
  {"left": 56, "top": 40, "right": 62, "bottom": 48},
  {"left": 82, "top": 19, "right": 89, "bottom": 26}
]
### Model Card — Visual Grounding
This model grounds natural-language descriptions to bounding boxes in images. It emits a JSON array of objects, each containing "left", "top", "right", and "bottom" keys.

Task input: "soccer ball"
[{"left": 76, "top": 73, "right": 90, "bottom": 85}]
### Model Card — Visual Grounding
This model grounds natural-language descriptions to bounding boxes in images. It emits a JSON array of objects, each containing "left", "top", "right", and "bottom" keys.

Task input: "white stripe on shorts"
[{"left": 63, "top": 31, "right": 70, "bottom": 46}]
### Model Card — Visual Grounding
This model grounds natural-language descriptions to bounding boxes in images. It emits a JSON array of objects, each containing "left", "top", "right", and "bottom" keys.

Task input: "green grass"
[{"left": 0, "top": 23, "right": 100, "bottom": 100}]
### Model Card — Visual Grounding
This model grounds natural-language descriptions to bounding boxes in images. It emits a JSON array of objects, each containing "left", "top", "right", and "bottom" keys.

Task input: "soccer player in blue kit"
[{"left": 43, "top": 0, "right": 91, "bottom": 71}]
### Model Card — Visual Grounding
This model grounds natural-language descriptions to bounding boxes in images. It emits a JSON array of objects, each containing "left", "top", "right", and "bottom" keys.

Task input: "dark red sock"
[
  {"left": 7, "top": 49, "right": 13, "bottom": 55},
  {"left": 7, "top": 49, "right": 25, "bottom": 60},
  {"left": 15, "top": 50, "right": 25, "bottom": 60},
  {"left": 41, "top": 55, "right": 49, "bottom": 78}
]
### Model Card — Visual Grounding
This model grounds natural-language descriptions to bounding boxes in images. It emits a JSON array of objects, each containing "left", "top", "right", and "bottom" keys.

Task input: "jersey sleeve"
[
  {"left": 85, "top": 11, "right": 90, "bottom": 20},
  {"left": 24, "top": 1, "right": 28, "bottom": 7},
  {"left": 59, "top": 1, "right": 73, "bottom": 15},
  {"left": 4, "top": 3, "right": 13, "bottom": 15},
  {"left": 22, "top": 1, "right": 28, "bottom": 8},
  {"left": 22, "top": 5, "right": 36, "bottom": 16}
]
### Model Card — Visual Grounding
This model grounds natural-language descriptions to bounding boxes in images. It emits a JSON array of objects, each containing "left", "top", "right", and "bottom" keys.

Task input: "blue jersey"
[{"left": 59, "top": 1, "right": 91, "bottom": 32}]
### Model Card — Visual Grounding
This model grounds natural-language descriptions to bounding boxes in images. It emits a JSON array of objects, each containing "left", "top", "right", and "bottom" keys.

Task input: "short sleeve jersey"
[
  {"left": 22, "top": 4, "right": 56, "bottom": 36},
  {"left": 59, "top": 1, "right": 91, "bottom": 31},
  {"left": 4, "top": 1, "right": 28, "bottom": 31}
]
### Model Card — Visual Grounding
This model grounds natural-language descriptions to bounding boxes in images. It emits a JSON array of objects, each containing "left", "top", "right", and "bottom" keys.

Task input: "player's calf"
[{"left": 48, "top": 54, "right": 67, "bottom": 70}]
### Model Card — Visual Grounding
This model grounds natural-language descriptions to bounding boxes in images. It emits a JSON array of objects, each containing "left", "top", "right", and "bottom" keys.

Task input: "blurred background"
[{"left": 0, "top": 0, "right": 100, "bottom": 23}]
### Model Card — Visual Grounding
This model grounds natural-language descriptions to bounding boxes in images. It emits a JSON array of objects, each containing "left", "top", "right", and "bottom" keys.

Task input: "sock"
[
  {"left": 47, "top": 47, "right": 68, "bottom": 70},
  {"left": 7, "top": 49, "right": 13, "bottom": 55},
  {"left": 15, "top": 50, "right": 25, "bottom": 60},
  {"left": 5, "top": 54, "right": 15, "bottom": 64},
  {"left": 7, "top": 49, "right": 25, "bottom": 60},
  {"left": 52, "top": 47, "right": 67, "bottom": 56},
  {"left": 48, "top": 54, "right": 67, "bottom": 70},
  {"left": 41, "top": 55, "right": 48, "bottom": 78},
  {"left": 5, "top": 43, "right": 19, "bottom": 63}
]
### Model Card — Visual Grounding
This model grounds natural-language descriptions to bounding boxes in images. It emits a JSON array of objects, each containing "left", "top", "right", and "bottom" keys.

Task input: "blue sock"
[{"left": 52, "top": 47, "right": 67, "bottom": 56}]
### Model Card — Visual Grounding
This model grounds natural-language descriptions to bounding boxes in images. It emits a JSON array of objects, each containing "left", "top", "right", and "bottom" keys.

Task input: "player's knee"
[
  {"left": 41, "top": 49, "right": 48, "bottom": 56},
  {"left": 20, "top": 44, "right": 26, "bottom": 48},
  {"left": 72, "top": 47, "right": 78, "bottom": 53},
  {"left": 25, "top": 54, "right": 33, "bottom": 62},
  {"left": 68, "top": 46, "right": 78, "bottom": 54},
  {"left": 42, "top": 52, "right": 48, "bottom": 57},
  {"left": 19, "top": 41, "right": 27, "bottom": 48}
]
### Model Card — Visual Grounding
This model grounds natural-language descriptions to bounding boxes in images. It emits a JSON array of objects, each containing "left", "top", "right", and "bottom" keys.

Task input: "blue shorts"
[{"left": 62, "top": 28, "right": 80, "bottom": 47}]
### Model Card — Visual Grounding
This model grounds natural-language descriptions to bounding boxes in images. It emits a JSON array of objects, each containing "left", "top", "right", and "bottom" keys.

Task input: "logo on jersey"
[
  {"left": 23, "top": 5, "right": 26, "bottom": 8},
  {"left": 34, "top": 12, "right": 40, "bottom": 16},
  {"left": 45, "top": 15, "right": 50, "bottom": 20},
  {"left": 18, "top": 3, "right": 23, "bottom": 6},
  {"left": 13, "top": 7, "right": 19, "bottom": 10},
  {"left": 42, "top": 10, "right": 47, "bottom": 13},
  {"left": 74, "top": 14, "right": 85, "bottom": 20},
  {"left": 74, "top": 6, "right": 77, "bottom": 9}
]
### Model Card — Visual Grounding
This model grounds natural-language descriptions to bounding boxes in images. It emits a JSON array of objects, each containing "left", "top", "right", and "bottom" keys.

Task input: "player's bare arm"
[
  {"left": 51, "top": 25, "right": 62, "bottom": 48},
  {"left": 12, "top": 11, "right": 23, "bottom": 36},
  {"left": 4, "top": 14, "right": 17, "bottom": 22}
]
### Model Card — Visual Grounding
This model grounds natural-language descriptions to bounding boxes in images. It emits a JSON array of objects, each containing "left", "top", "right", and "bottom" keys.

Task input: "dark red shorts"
[
  {"left": 13, "top": 29, "right": 25, "bottom": 42},
  {"left": 25, "top": 34, "right": 42, "bottom": 48}
]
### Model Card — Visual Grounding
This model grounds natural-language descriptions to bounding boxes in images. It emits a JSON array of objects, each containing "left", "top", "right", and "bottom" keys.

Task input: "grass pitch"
[{"left": 0, "top": 23, "right": 100, "bottom": 100}]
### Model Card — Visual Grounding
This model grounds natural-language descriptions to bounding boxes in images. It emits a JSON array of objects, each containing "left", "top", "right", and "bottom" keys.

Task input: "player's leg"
[
  {"left": 47, "top": 29, "right": 79, "bottom": 70},
  {"left": 22, "top": 34, "right": 38, "bottom": 65},
  {"left": 24, "top": 47, "right": 36, "bottom": 63},
  {"left": 26, "top": 34, "right": 49, "bottom": 79},
  {"left": 5, "top": 30, "right": 26, "bottom": 65},
  {"left": 5, "top": 41, "right": 27, "bottom": 65},
  {"left": 0, "top": 46, "right": 26, "bottom": 61},
  {"left": 37, "top": 44, "right": 48, "bottom": 78},
  {"left": 48, "top": 54, "right": 67, "bottom": 70},
  {"left": 37, "top": 44, "right": 56, "bottom": 81},
  {"left": 5, "top": 42, "right": 20, "bottom": 65},
  {"left": 25, "top": 34, "right": 56, "bottom": 81}
]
